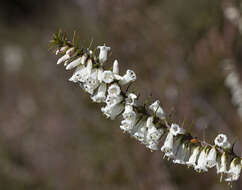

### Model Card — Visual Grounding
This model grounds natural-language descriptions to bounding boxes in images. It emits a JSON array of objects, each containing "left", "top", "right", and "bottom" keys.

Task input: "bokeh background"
[{"left": 0, "top": 0, "right": 242, "bottom": 189}]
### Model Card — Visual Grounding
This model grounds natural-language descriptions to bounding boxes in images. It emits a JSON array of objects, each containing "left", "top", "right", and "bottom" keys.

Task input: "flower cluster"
[{"left": 50, "top": 32, "right": 241, "bottom": 185}]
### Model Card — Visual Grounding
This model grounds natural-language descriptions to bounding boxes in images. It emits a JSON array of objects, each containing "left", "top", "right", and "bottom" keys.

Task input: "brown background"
[{"left": 0, "top": 0, "right": 241, "bottom": 189}]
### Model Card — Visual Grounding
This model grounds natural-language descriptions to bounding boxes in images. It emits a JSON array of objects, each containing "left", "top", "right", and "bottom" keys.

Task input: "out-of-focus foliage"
[{"left": 0, "top": 0, "right": 241, "bottom": 190}]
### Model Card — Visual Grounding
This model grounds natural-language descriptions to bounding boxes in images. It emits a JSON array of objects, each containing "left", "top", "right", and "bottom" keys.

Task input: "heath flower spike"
[{"left": 50, "top": 31, "right": 242, "bottom": 185}]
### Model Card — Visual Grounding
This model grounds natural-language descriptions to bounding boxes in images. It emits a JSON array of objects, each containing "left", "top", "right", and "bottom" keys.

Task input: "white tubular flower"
[
  {"left": 125, "top": 93, "right": 137, "bottom": 106},
  {"left": 122, "top": 105, "right": 136, "bottom": 121},
  {"left": 69, "top": 65, "right": 85, "bottom": 83},
  {"left": 108, "top": 83, "right": 121, "bottom": 96},
  {"left": 101, "top": 104, "right": 124, "bottom": 120},
  {"left": 225, "top": 158, "right": 241, "bottom": 182},
  {"left": 106, "top": 94, "right": 123, "bottom": 107},
  {"left": 66, "top": 57, "right": 82, "bottom": 70},
  {"left": 149, "top": 100, "right": 165, "bottom": 120},
  {"left": 186, "top": 146, "right": 200, "bottom": 168},
  {"left": 97, "top": 45, "right": 111, "bottom": 64},
  {"left": 170, "top": 123, "right": 185, "bottom": 136},
  {"left": 173, "top": 143, "right": 190, "bottom": 165},
  {"left": 206, "top": 146, "right": 217, "bottom": 168},
  {"left": 119, "top": 70, "right": 136, "bottom": 85},
  {"left": 161, "top": 132, "right": 174, "bottom": 158},
  {"left": 57, "top": 54, "right": 70, "bottom": 65},
  {"left": 194, "top": 148, "right": 208, "bottom": 172},
  {"left": 214, "top": 134, "right": 231, "bottom": 149},
  {"left": 216, "top": 152, "right": 228, "bottom": 175},
  {"left": 144, "top": 117, "right": 163, "bottom": 150},
  {"left": 133, "top": 121, "right": 147, "bottom": 143},
  {"left": 113, "top": 60, "right": 119, "bottom": 75},
  {"left": 91, "top": 83, "right": 107, "bottom": 103},
  {"left": 80, "top": 53, "right": 88, "bottom": 65},
  {"left": 102, "top": 70, "right": 114, "bottom": 84}
]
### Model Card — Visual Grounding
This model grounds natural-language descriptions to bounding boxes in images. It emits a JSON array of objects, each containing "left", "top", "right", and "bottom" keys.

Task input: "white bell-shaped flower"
[
  {"left": 216, "top": 152, "right": 228, "bottom": 175},
  {"left": 186, "top": 146, "right": 200, "bottom": 168},
  {"left": 108, "top": 83, "right": 121, "bottom": 96},
  {"left": 106, "top": 94, "right": 123, "bottom": 107},
  {"left": 101, "top": 104, "right": 124, "bottom": 120},
  {"left": 173, "top": 143, "right": 190, "bottom": 165},
  {"left": 125, "top": 93, "right": 137, "bottom": 106},
  {"left": 133, "top": 122, "right": 147, "bottom": 143},
  {"left": 214, "top": 134, "right": 231, "bottom": 149},
  {"left": 122, "top": 105, "right": 136, "bottom": 121},
  {"left": 206, "top": 146, "right": 217, "bottom": 168},
  {"left": 194, "top": 148, "right": 208, "bottom": 172},
  {"left": 149, "top": 100, "right": 166, "bottom": 120},
  {"left": 119, "top": 70, "right": 136, "bottom": 85},
  {"left": 91, "top": 83, "right": 107, "bottom": 103},
  {"left": 113, "top": 60, "right": 119, "bottom": 75},
  {"left": 147, "top": 127, "right": 163, "bottom": 142},
  {"left": 170, "top": 123, "right": 185, "bottom": 136},
  {"left": 161, "top": 132, "right": 174, "bottom": 156},
  {"left": 102, "top": 70, "right": 115, "bottom": 84},
  {"left": 97, "top": 45, "right": 111, "bottom": 64},
  {"left": 225, "top": 158, "right": 241, "bottom": 182}
]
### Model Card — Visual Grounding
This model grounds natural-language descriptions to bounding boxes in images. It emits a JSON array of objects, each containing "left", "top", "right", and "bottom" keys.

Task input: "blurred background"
[{"left": 0, "top": 0, "right": 242, "bottom": 189}]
